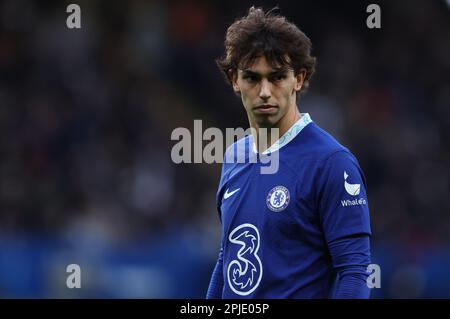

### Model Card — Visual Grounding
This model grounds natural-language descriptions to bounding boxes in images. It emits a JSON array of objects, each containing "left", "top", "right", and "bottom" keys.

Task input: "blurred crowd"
[{"left": 0, "top": 0, "right": 449, "bottom": 298}]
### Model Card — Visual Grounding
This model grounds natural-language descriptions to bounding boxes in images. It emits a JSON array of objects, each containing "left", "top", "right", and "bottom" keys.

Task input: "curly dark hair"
[{"left": 216, "top": 6, "right": 316, "bottom": 92}]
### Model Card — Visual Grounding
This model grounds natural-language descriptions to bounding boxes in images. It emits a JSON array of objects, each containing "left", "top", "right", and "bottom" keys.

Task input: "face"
[{"left": 231, "top": 55, "right": 305, "bottom": 130}]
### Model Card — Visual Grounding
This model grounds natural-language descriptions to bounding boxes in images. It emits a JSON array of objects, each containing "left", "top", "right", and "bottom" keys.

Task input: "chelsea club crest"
[{"left": 266, "top": 186, "right": 290, "bottom": 212}]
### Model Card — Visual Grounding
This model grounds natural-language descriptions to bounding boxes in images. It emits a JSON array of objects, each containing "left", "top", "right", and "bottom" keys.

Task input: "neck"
[{"left": 251, "top": 105, "right": 301, "bottom": 153}]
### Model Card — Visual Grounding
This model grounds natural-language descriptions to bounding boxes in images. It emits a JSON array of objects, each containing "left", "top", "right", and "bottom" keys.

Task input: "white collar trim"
[{"left": 252, "top": 113, "right": 312, "bottom": 154}]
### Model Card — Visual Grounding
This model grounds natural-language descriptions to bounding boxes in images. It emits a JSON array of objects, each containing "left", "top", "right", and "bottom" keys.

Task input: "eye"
[
  {"left": 243, "top": 75, "right": 258, "bottom": 83},
  {"left": 271, "top": 74, "right": 286, "bottom": 82}
]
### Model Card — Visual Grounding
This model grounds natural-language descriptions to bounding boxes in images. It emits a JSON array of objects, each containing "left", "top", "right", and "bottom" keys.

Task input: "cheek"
[
  {"left": 279, "top": 85, "right": 295, "bottom": 102},
  {"left": 240, "top": 87, "right": 256, "bottom": 103},
  {"left": 239, "top": 90, "right": 253, "bottom": 110}
]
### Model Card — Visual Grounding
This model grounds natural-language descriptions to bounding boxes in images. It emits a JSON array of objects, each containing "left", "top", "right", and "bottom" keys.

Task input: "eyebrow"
[{"left": 241, "top": 68, "right": 288, "bottom": 77}]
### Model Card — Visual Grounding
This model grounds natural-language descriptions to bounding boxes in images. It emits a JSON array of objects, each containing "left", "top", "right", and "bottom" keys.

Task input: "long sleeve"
[
  {"left": 206, "top": 246, "right": 224, "bottom": 299},
  {"left": 316, "top": 150, "right": 372, "bottom": 298},
  {"left": 328, "top": 234, "right": 371, "bottom": 299}
]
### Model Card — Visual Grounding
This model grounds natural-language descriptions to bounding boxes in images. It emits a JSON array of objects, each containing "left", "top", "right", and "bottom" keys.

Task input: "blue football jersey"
[{"left": 216, "top": 113, "right": 372, "bottom": 298}]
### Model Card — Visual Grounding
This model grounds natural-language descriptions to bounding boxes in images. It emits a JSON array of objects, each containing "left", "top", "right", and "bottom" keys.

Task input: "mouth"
[{"left": 253, "top": 104, "right": 278, "bottom": 114}]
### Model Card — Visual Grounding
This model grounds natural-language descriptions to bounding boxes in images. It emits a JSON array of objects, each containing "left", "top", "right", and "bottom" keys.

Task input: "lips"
[{"left": 253, "top": 104, "right": 278, "bottom": 114}]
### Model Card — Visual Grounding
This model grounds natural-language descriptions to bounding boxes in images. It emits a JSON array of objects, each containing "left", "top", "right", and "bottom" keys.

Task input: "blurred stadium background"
[{"left": 0, "top": 0, "right": 449, "bottom": 298}]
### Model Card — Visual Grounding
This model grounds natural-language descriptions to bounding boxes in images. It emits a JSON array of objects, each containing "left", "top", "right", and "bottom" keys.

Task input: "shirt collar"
[{"left": 252, "top": 113, "right": 312, "bottom": 154}]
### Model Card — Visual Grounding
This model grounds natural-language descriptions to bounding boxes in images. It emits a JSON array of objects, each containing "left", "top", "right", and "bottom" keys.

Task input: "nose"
[{"left": 259, "top": 79, "right": 271, "bottom": 101}]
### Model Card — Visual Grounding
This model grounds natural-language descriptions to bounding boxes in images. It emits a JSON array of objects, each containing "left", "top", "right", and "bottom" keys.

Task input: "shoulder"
[
  {"left": 306, "top": 123, "right": 362, "bottom": 173},
  {"left": 286, "top": 122, "right": 364, "bottom": 188},
  {"left": 306, "top": 125, "right": 366, "bottom": 191},
  {"left": 223, "top": 135, "right": 252, "bottom": 163},
  {"left": 220, "top": 134, "right": 252, "bottom": 176},
  {"left": 292, "top": 121, "right": 353, "bottom": 164}
]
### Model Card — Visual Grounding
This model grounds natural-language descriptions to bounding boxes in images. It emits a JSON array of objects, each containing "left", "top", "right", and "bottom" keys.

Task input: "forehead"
[
  {"left": 242, "top": 56, "right": 278, "bottom": 71},
  {"left": 239, "top": 55, "right": 291, "bottom": 75}
]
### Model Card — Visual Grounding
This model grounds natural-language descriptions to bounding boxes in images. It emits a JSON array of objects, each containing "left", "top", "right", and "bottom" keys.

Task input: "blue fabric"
[
  {"left": 206, "top": 246, "right": 224, "bottom": 299},
  {"left": 329, "top": 235, "right": 371, "bottom": 298},
  {"left": 208, "top": 118, "right": 372, "bottom": 298}
]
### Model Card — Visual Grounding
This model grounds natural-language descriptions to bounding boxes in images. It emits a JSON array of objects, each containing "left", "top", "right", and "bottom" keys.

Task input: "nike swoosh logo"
[{"left": 224, "top": 188, "right": 240, "bottom": 199}]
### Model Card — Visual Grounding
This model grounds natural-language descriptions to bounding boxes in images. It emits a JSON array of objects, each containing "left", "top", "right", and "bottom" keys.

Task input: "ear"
[
  {"left": 294, "top": 69, "right": 306, "bottom": 92},
  {"left": 229, "top": 70, "right": 241, "bottom": 95}
]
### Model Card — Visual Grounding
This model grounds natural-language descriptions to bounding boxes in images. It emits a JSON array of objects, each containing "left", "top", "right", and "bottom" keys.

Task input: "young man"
[{"left": 207, "top": 7, "right": 372, "bottom": 298}]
